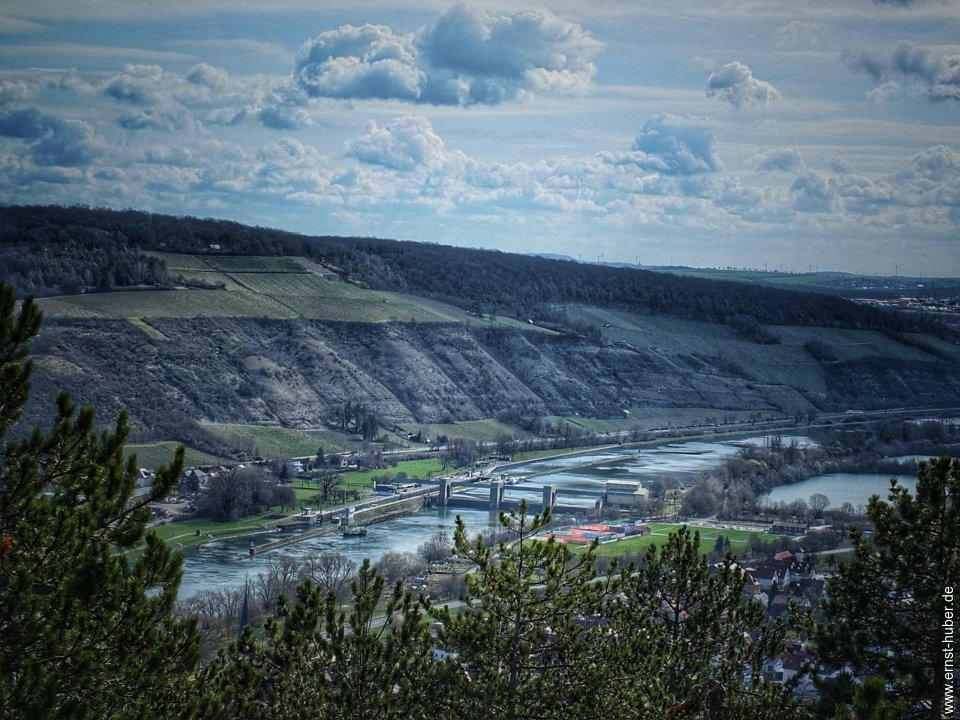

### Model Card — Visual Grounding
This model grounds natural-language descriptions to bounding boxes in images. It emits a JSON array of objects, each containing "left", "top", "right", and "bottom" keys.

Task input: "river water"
[
  {"left": 763, "top": 472, "right": 917, "bottom": 509},
  {"left": 178, "top": 434, "right": 816, "bottom": 599}
]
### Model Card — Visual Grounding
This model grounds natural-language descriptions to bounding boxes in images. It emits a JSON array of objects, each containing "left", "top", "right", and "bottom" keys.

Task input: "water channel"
[{"left": 177, "top": 433, "right": 919, "bottom": 599}]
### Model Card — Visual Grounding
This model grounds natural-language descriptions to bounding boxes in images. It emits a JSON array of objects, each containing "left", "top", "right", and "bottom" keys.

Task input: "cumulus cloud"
[
  {"left": 787, "top": 156, "right": 960, "bottom": 218},
  {"left": 844, "top": 42, "right": 960, "bottom": 102},
  {"left": 118, "top": 106, "right": 198, "bottom": 132},
  {"left": 756, "top": 148, "right": 804, "bottom": 173},
  {"left": 257, "top": 106, "right": 312, "bottom": 131},
  {"left": 103, "top": 64, "right": 171, "bottom": 104},
  {"left": 293, "top": 6, "right": 602, "bottom": 106},
  {"left": 706, "top": 62, "right": 781, "bottom": 108},
  {"left": 346, "top": 115, "right": 453, "bottom": 170},
  {"left": 607, "top": 114, "right": 720, "bottom": 176},
  {"left": 251, "top": 137, "right": 334, "bottom": 194},
  {"left": 294, "top": 24, "right": 423, "bottom": 101},
  {"left": 907, "top": 144, "right": 960, "bottom": 181},
  {"left": 0, "top": 107, "right": 101, "bottom": 165}
]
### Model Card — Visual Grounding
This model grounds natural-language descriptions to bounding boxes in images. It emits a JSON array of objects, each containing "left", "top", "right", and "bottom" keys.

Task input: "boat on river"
[{"left": 341, "top": 526, "right": 368, "bottom": 537}]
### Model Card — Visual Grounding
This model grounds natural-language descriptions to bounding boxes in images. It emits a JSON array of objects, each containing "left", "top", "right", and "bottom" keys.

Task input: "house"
[
  {"left": 768, "top": 592, "right": 813, "bottom": 620},
  {"left": 797, "top": 576, "right": 827, "bottom": 601},
  {"left": 136, "top": 468, "right": 155, "bottom": 489},
  {"left": 180, "top": 467, "right": 208, "bottom": 492},
  {"left": 770, "top": 519, "right": 809, "bottom": 535},
  {"left": 763, "top": 640, "right": 814, "bottom": 683},
  {"left": 751, "top": 563, "right": 791, "bottom": 592}
]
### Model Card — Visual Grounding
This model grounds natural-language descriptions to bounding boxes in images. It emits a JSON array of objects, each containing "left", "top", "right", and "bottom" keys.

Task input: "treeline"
[
  {"left": 681, "top": 420, "right": 960, "bottom": 520},
  {"left": 0, "top": 204, "right": 947, "bottom": 338},
  {"left": 0, "top": 222, "right": 169, "bottom": 296}
]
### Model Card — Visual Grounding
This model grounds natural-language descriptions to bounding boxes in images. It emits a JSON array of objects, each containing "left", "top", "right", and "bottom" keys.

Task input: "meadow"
[{"left": 583, "top": 522, "right": 761, "bottom": 558}]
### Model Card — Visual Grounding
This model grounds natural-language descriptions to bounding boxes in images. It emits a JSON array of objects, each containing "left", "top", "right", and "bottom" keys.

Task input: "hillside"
[{"left": 5, "top": 206, "right": 960, "bottom": 462}]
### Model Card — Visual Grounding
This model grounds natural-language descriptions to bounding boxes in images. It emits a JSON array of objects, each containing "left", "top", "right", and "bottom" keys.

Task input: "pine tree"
[
  {"left": 193, "top": 560, "right": 440, "bottom": 720},
  {"left": 0, "top": 284, "right": 199, "bottom": 719},
  {"left": 610, "top": 527, "right": 799, "bottom": 718},
  {"left": 813, "top": 458, "right": 960, "bottom": 719},
  {"left": 434, "top": 502, "right": 620, "bottom": 720}
]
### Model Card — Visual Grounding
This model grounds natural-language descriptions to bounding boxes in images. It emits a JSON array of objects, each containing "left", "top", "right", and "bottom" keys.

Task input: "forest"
[{"left": 0, "top": 204, "right": 950, "bottom": 338}]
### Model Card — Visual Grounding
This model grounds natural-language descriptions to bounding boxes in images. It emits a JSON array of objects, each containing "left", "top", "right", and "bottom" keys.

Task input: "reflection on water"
[
  {"left": 178, "top": 507, "right": 498, "bottom": 600},
  {"left": 764, "top": 473, "right": 917, "bottom": 508},
  {"left": 179, "top": 433, "right": 815, "bottom": 599}
]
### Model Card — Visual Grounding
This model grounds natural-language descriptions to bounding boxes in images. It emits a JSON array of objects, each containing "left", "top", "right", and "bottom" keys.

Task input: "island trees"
[
  {"left": 813, "top": 457, "right": 959, "bottom": 719},
  {"left": 0, "top": 285, "right": 199, "bottom": 719}
]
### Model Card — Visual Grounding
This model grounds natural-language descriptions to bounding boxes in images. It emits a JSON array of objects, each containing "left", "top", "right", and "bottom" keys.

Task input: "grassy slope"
[
  {"left": 126, "top": 442, "right": 225, "bottom": 470},
  {"left": 584, "top": 523, "right": 760, "bottom": 557},
  {"left": 39, "top": 252, "right": 545, "bottom": 332}
]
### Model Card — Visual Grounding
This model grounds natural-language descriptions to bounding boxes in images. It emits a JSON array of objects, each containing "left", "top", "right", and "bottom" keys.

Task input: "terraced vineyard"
[{"left": 36, "top": 252, "right": 543, "bottom": 331}]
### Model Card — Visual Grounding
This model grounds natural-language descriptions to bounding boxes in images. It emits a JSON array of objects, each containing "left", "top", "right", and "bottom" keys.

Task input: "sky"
[{"left": 1, "top": 1, "right": 959, "bottom": 276}]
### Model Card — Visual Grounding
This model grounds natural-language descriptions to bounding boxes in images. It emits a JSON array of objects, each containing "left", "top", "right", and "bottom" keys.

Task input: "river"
[{"left": 178, "top": 433, "right": 817, "bottom": 599}]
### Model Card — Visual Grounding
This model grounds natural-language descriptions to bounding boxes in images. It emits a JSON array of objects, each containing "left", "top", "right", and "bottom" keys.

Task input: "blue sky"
[{"left": 1, "top": 0, "right": 958, "bottom": 275}]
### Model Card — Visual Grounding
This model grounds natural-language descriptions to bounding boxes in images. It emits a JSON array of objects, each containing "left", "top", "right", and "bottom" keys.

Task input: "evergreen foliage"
[
  {"left": 193, "top": 561, "right": 440, "bottom": 720},
  {"left": 0, "top": 283, "right": 199, "bottom": 719},
  {"left": 436, "top": 503, "right": 617, "bottom": 720},
  {"left": 813, "top": 457, "right": 960, "bottom": 719},
  {"left": 610, "top": 527, "right": 798, "bottom": 718}
]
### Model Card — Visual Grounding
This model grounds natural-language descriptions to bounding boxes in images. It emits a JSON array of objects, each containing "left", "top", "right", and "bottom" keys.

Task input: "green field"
[
  {"left": 202, "top": 423, "right": 355, "bottom": 458},
  {"left": 34, "top": 251, "right": 557, "bottom": 332},
  {"left": 127, "top": 316, "right": 167, "bottom": 339},
  {"left": 425, "top": 419, "right": 523, "bottom": 443},
  {"left": 148, "top": 513, "right": 286, "bottom": 552},
  {"left": 146, "top": 251, "right": 216, "bottom": 272},
  {"left": 583, "top": 523, "right": 760, "bottom": 558},
  {"left": 126, "top": 441, "right": 225, "bottom": 470},
  {"left": 38, "top": 288, "right": 298, "bottom": 319},
  {"left": 206, "top": 255, "right": 308, "bottom": 273},
  {"left": 339, "top": 457, "right": 447, "bottom": 487}
]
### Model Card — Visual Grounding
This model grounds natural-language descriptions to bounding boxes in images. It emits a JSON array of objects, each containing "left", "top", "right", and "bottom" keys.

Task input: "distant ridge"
[{"left": 2, "top": 205, "right": 959, "bottom": 459}]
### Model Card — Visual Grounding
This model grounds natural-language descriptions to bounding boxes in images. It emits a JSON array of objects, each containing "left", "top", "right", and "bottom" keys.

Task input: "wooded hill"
[{"left": 4, "top": 205, "right": 960, "bottom": 460}]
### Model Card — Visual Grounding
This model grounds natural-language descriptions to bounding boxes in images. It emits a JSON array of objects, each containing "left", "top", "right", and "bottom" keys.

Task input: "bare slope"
[{"left": 24, "top": 308, "right": 960, "bottom": 456}]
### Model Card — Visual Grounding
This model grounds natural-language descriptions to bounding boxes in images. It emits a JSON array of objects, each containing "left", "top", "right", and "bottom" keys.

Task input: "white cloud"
[
  {"left": 706, "top": 61, "right": 781, "bottom": 109},
  {"left": 904, "top": 144, "right": 960, "bottom": 182},
  {"left": 606, "top": 114, "right": 720, "bottom": 176},
  {"left": 346, "top": 115, "right": 451, "bottom": 170},
  {"left": 293, "top": 6, "right": 602, "bottom": 106},
  {"left": 0, "top": 107, "right": 103, "bottom": 166},
  {"left": 868, "top": 79, "right": 900, "bottom": 103},
  {"left": 294, "top": 24, "right": 423, "bottom": 101}
]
